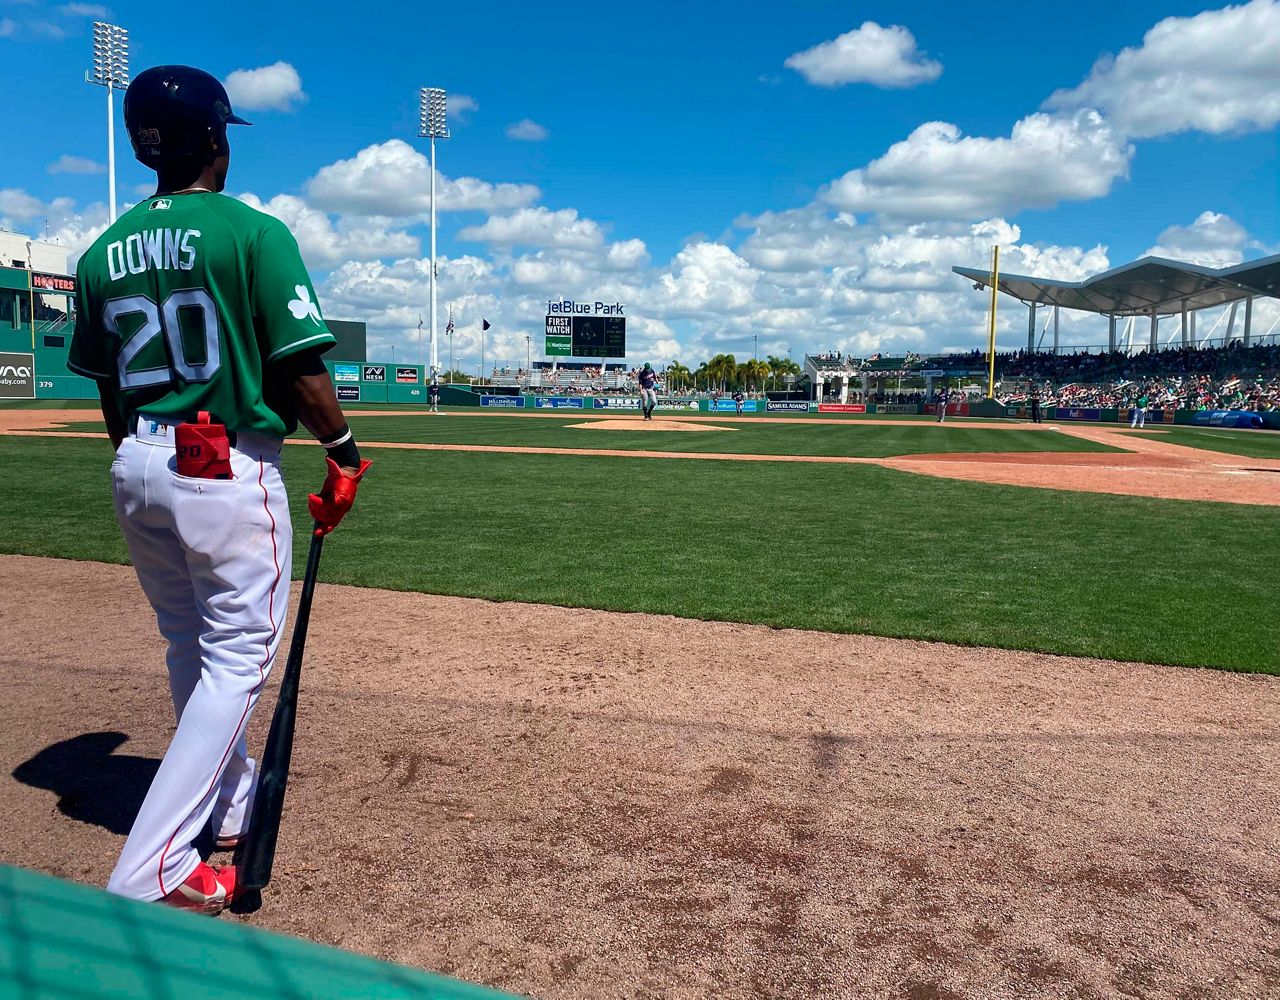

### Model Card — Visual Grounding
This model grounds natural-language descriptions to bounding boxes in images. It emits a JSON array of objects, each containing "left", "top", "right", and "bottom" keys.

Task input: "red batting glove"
[{"left": 308, "top": 458, "right": 373, "bottom": 536}]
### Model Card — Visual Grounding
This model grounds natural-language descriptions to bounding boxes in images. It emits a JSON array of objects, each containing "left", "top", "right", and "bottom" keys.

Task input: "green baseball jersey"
[{"left": 69, "top": 192, "right": 336, "bottom": 435}]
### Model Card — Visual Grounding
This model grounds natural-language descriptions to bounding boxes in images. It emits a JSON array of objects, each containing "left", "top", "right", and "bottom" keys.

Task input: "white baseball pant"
[{"left": 106, "top": 418, "right": 292, "bottom": 901}]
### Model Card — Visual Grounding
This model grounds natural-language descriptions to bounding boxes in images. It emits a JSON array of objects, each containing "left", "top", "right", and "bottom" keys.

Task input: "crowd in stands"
[
  {"left": 990, "top": 342, "right": 1279, "bottom": 412},
  {"left": 1003, "top": 374, "right": 1280, "bottom": 412}
]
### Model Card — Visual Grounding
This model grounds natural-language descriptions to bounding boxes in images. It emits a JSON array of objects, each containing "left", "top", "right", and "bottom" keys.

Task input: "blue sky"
[{"left": 3, "top": 0, "right": 1279, "bottom": 368}]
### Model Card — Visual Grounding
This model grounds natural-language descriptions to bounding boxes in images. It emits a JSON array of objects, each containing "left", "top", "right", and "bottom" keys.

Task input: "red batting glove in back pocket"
[{"left": 175, "top": 412, "right": 234, "bottom": 479}]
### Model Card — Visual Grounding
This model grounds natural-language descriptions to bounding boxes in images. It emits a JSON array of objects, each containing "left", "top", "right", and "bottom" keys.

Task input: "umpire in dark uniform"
[{"left": 1030, "top": 391, "right": 1041, "bottom": 424}]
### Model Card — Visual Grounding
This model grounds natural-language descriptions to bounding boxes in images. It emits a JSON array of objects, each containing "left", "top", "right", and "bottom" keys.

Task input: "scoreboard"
[{"left": 545, "top": 315, "right": 626, "bottom": 358}]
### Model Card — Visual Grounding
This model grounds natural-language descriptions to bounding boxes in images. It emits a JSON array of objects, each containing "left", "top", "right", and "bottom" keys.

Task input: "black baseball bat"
[{"left": 236, "top": 524, "right": 325, "bottom": 891}]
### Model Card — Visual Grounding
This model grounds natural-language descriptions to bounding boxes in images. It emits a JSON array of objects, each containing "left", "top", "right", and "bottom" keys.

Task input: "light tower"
[
  {"left": 418, "top": 88, "right": 449, "bottom": 379},
  {"left": 87, "top": 22, "right": 130, "bottom": 224}
]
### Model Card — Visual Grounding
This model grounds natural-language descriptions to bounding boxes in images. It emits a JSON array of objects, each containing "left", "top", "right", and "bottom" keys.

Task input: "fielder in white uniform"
[{"left": 68, "top": 65, "right": 371, "bottom": 915}]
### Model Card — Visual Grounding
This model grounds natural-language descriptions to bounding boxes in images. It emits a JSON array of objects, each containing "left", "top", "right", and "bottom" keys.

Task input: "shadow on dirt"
[{"left": 12, "top": 731, "right": 159, "bottom": 837}]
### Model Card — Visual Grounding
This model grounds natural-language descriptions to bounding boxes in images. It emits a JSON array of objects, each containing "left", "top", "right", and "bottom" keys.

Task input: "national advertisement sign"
[
  {"left": 1191, "top": 409, "right": 1264, "bottom": 429},
  {"left": 593, "top": 397, "right": 642, "bottom": 409},
  {"left": 535, "top": 397, "right": 585, "bottom": 409},
  {"left": 655, "top": 398, "right": 701, "bottom": 411},
  {"left": 481, "top": 395, "right": 525, "bottom": 407},
  {"left": 817, "top": 403, "right": 866, "bottom": 413},
  {"left": 333, "top": 363, "right": 360, "bottom": 383},
  {"left": 396, "top": 366, "right": 419, "bottom": 384},
  {"left": 0, "top": 352, "right": 35, "bottom": 399},
  {"left": 1053, "top": 407, "right": 1101, "bottom": 422},
  {"left": 767, "top": 400, "right": 810, "bottom": 412},
  {"left": 362, "top": 365, "right": 386, "bottom": 382},
  {"left": 336, "top": 385, "right": 360, "bottom": 402},
  {"left": 709, "top": 399, "right": 759, "bottom": 412},
  {"left": 875, "top": 403, "right": 917, "bottom": 414}
]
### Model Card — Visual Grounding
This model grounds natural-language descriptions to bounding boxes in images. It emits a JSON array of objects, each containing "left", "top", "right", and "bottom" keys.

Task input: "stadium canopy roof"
[{"left": 952, "top": 252, "right": 1280, "bottom": 317}]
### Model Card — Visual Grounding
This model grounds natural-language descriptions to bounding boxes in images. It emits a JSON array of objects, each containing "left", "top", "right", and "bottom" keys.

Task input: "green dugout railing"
[{"left": 0, "top": 865, "right": 520, "bottom": 999}]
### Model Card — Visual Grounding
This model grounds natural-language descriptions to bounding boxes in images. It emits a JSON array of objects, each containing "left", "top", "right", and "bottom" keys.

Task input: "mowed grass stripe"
[
  {"left": 5, "top": 435, "right": 1274, "bottom": 674},
  {"left": 1121, "top": 426, "right": 1280, "bottom": 460},
  {"left": 339, "top": 415, "right": 1123, "bottom": 457}
]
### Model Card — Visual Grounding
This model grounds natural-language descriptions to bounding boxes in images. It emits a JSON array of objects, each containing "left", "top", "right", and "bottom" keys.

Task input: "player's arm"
[
  {"left": 251, "top": 219, "right": 371, "bottom": 534},
  {"left": 274, "top": 349, "right": 371, "bottom": 535},
  {"left": 97, "top": 383, "right": 128, "bottom": 450},
  {"left": 67, "top": 280, "right": 127, "bottom": 450}
]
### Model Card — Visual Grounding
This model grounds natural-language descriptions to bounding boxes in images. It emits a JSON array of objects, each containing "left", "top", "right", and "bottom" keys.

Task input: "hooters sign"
[{"left": 31, "top": 272, "right": 76, "bottom": 294}]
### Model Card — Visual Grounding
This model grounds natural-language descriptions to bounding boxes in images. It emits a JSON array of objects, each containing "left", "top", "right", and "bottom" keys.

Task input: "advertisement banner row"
[
  {"left": 333, "top": 362, "right": 423, "bottom": 385},
  {"left": 817, "top": 403, "right": 866, "bottom": 413},
  {"left": 0, "top": 352, "right": 35, "bottom": 399}
]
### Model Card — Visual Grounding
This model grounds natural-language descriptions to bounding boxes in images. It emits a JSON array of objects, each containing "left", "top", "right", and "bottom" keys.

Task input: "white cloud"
[
  {"left": 449, "top": 94, "right": 478, "bottom": 121},
  {"left": 236, "top": 193, "right": 419, "bottom": 269},
  {"left": 606, "top": 238, "right": 650, "bottom": 270},
  {"left": 458, "top": 207, "right": 603, "bottom": 251},
  {"left": 223, "top": 61, "right": 306, "bottom": 113},
  {"left": 1046, "top": 0, "right": 1280, "bottom": 138},
  {"left": 29, "top": 21, "right": 67, "bottom": 38},
  {"left": 656, "top": 243, "right": 760, "bottom": 318},
  {"left": 58, "top": 3, "right": 108, "bottom": 15},
  {"left": 306, "top": 140, "right": 539, "bottom": 217},
  {"left": 1145, "top": 211, "right": 1249, "bottom": 267},
  {"left": 785, "top": 21, "right": 941, "bottom": 88},
  {"left": 823, "top": 111, "right": 1132, "bottom": 221},
  {"left": 505, "top": 118, "right": 548, "bottom": 141},
  {"left": 0, "top": 188, "right": 110, "bottom": 260},
  {"left": 47, "top": 154, "right": 104, "bottom": 175},
  {"left": 0, "top": 188, "right": 47, "bottom": 222}
]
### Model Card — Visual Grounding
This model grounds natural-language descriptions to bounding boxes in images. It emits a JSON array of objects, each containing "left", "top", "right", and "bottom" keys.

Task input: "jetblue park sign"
[
  {"left": 545, "top": 300, "right": 627, "bottom": 358},
  {"left": 547, "top": 299, "right": 625, "bottom": 316}
]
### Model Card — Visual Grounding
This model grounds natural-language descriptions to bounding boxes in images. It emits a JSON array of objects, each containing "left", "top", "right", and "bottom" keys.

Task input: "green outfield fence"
[
  {"left": 5, "top": 340, "right": 1275, "bottom": 428},
  {"left": 0, "top": 865, "right": 519, "bottom": 999}
]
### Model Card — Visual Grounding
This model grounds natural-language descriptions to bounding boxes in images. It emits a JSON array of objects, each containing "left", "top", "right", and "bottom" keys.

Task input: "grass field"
[
  {"left": 45, "top": 414, "right": 1121, "bottom": 459},
  {"left": 4, "top": 433, "right": 1275, "bottom": 674},
  {"left": 1122, "top": 425, "right": 1280, "bottom": 459}
]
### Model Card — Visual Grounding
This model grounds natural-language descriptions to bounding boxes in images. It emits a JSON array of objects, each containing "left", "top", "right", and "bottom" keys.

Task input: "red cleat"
[{"left": 160, "top": 861, "right": 237, "bottom": 915}]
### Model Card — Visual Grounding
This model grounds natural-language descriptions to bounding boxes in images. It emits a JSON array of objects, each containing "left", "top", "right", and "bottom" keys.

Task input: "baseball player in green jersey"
[{"left": 68, "top": 65, "right": 371, "bottom": 915}]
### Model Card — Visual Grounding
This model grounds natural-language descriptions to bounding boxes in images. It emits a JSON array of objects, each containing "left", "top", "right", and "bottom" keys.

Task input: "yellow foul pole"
[{"left": 985, "top": 244, "right": 1000, "bottom": 399}]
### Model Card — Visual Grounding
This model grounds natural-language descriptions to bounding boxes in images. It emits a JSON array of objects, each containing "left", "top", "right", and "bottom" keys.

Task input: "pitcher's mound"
[{"left": 566, "top": 419, "right": 735, "bottom": 432}]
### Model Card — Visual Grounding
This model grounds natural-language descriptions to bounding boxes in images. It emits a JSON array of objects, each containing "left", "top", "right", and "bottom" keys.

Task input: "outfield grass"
[
  {"left": 47, "top": 415, "right": 1121, "bottom": 459},
  {"left": 4, "top": 434, "right": 1275, "bottom": 674},
  {"left": 1122, "top": 426, "right": 1280, "bottom": 460}
]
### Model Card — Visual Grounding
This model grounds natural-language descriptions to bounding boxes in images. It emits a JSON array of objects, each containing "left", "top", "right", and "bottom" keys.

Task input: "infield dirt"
[
  {"left": 3, "top": 556, "right": 1277, "bottom": 999},
  {"left": 3, "top": 408, "right": 1276, "bottom": 505}
]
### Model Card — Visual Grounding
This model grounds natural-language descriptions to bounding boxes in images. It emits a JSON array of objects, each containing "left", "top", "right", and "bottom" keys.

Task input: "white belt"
[{"left": 132, "top": 415, "right": 283, "bottom": 456}]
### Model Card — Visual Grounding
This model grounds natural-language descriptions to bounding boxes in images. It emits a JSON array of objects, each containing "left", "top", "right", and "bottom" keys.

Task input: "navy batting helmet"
[{"left": 124, "top": 65, "right": 251, "bottom": 167}]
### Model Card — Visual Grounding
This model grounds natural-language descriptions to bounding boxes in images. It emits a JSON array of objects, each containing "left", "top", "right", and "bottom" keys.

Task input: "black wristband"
[{"left": 321, "top": 426, "right": 361, "bottom": 468}]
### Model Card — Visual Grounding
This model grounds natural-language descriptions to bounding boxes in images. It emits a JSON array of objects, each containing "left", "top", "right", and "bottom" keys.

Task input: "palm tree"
[
  {"left": 706, "top": 353, "right": 737, "bottom": 391},
  {"left": 766, "top": 354, "right": 801, "bottom": 391},
  {"left": 667, "top": 361, "right": 692, "bottom": 393},
  {"left": 738, "top": 358, "right": 769, "bottom": 392}
]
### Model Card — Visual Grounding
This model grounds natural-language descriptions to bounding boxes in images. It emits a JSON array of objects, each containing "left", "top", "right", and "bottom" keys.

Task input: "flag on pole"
[
  {"left": 445, "top": 313, "right": 454, "bottom": 334},
  {"left": 482, "top": 319, "right": 491, "bottom": 331}
]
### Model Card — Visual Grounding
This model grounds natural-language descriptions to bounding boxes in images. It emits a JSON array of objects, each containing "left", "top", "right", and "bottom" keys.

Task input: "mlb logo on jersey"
[{"left": 150, "top": 199, "right": 173, "bottom": 211}]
